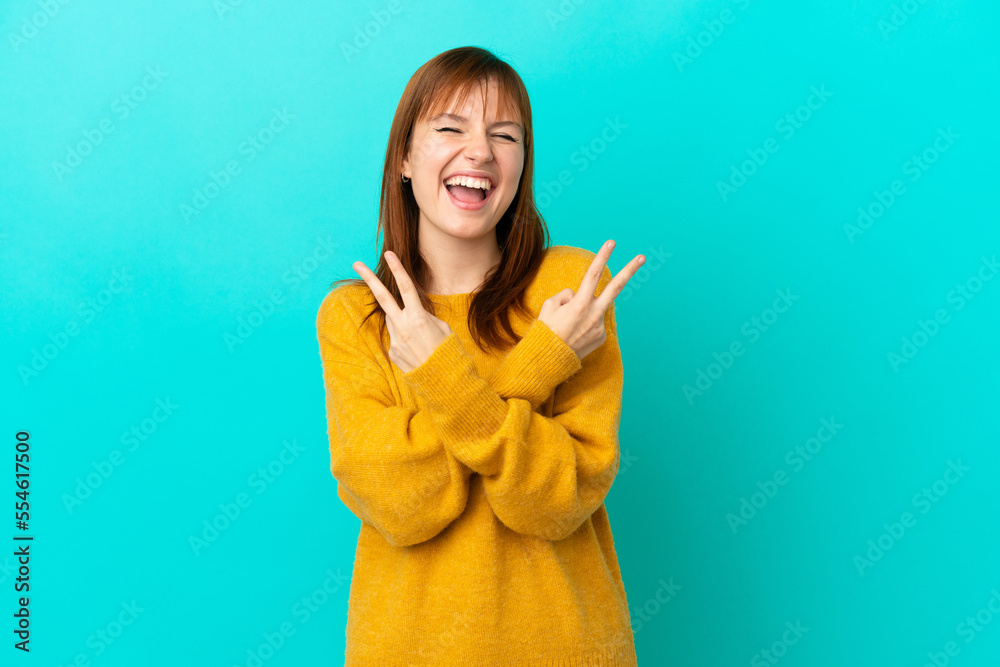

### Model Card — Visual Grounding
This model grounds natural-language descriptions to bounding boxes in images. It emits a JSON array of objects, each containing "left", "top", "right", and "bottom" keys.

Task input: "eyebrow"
[{"left": 429, "top": 112, "right": 523, "bottom": 134}]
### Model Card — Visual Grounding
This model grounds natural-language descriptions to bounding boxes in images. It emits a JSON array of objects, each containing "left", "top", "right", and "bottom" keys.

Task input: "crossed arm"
[{"left": 318, "top": 265, "right": 624, "bottom": 547}]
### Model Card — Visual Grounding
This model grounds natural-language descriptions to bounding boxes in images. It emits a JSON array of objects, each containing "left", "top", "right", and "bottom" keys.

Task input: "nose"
[{"left": 462, "top": 129, "right": 493, "bottom": 164}]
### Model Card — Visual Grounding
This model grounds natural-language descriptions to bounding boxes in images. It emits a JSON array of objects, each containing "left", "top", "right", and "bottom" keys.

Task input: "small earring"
[{"left": 401, "top": 174, "right": 410, "bottom": 183}]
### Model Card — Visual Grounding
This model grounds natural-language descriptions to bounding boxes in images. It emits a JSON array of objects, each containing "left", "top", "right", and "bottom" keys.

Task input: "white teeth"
[{"left": 444, "top": 175, "right": 492, "bottom": 191}]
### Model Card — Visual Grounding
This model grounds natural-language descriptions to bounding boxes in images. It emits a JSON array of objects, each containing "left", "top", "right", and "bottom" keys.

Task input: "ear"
[{"left": 401, "top": 152, "right": 410, "bottom": 179}]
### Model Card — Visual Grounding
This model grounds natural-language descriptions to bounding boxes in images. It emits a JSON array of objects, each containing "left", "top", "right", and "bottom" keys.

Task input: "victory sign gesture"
[
  {"left": 353, "top": 251, "right": 454, "bottom": 374},
  {"left": 537, "top": 240, "right": 645, "bottom": 360},
  {"left": 353, "top": 241, "right": 646, "bottom": 373}
]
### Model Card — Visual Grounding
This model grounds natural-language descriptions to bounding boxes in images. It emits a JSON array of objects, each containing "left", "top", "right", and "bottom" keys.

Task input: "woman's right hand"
[
  {"left": 353, "top": 251, "right": 453, "bottom": 374},
  {"left": 537, "top": 241, "right": 645, "bottom": 360}
]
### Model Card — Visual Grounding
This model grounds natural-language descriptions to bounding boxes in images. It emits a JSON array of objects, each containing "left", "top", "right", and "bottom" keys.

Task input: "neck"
[{"left": 418, "top": 222, "right": 502, "bottom": 295}]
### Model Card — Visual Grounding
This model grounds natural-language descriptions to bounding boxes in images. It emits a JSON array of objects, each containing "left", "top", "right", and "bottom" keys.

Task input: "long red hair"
[{"left": 329, "top": 46, "right": 551, "bottom": 362}]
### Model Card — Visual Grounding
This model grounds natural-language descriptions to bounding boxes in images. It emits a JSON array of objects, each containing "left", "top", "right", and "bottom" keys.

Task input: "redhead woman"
[{"left": 316, "top": 45, "right": 645, "bottom": 665}]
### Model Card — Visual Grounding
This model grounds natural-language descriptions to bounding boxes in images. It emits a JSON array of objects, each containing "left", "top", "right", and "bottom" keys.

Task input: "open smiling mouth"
[{"left": 444, "top": 181, "right": 495, "bottom": 210}]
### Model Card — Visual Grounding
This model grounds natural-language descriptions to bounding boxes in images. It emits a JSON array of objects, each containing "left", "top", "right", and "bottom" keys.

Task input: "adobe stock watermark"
[
  {"left": 17, "top": 267, "right": 133, "bottom": 386},
  {"left": 232, "top": 566, "right": 351, "bottom": 667},
  {"left": 179, "top": 107, "right": 297, "bottom": 223},
  {"left": 61, "top": 398, "right": 180, "bottom": 514},
  {"left": 630, "top": 576, "right": 682, "bottom": 637},
  {"left": 544, "top": 0, "right": 588, "bottom": 29},
  {"left": 223, "top": 235, "right": 337, "bottom": 352},
  {"left": 340, "top": 0, "right": 403, "bottom": 63},
  {"left": 844, "top": 126, "right": 959, "bottom": 243},
  {"left": 537, "top": 117, "right": 627, "bottom": 209},
  {"left": 672, "top": 0, "right": 753, "bottom": 72},
  {"left": 52, "top": 66, "right": 169, "bottom": 182},
  {"left": 54, "top": 600, "right": 144, "bottom": 667},
  {"left": 726, "top": 417, "right": 844, "bottom": 534},
  {"left": 617, "top": 244, "right": 672, "bottom": 304},
  {"left": 921, "top": 586, "right": 1000, "bottom": 667},
  {"left": 853, "top": 459, "right": 970, "bottom": 576},
  {"left": 7, "top": 0, "right": 72, "bottom": 54},
  {"left": 214, "top": 0, "right": 251, "bottom": 21},
  {"left": 750, "top": 620, "right": 809, "bottom": 667},
  {"left": 887, "top": 254, "right": 997, "bottom": 372},
  {"left": 682, "top": 288, "right": 799, "bottom": 405},
  {"left": 878, "top": 0, "right": 935, "bottom": 40},
  {"left": 189, "top": 438, "right": 306, "bottom": 556},
  {"left": 716, "top": 85, "right": 833, "bottom": 202}
]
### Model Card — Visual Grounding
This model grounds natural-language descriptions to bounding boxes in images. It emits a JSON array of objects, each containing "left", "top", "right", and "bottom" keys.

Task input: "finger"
[
  {"left": 353, "top": 260, "right": 403, "bottom": 320},
  {"left": 575, "top": 241, "right": 615, "bottom": 304},
  {"left": 383, "top": 251, "right": 423, "bottom": 312},
  {"left": 595, "top": 253, "right": 646, "bottom": 312},
  {"left": 426, "top": 312, "right": 451, "bottom": 333},
  {"left": 555, "top": 288, "right": 575, "bottom": 305}
]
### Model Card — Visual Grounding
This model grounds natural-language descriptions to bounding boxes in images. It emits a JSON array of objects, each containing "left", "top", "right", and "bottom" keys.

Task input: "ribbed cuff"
[
  {"left": 402, "top": 333, "right": 509, "bottom": 445},
  {"left": 401, "top": 324, "right": 582, "bottom": 469},
  {"left": 489, "top": 319, "right": 582, "bottom": 409}
]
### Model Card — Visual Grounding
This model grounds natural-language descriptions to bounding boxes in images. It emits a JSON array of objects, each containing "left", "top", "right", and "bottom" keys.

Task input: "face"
[{"left": 401, "top": 79, "right": 525, "bottom": 246}]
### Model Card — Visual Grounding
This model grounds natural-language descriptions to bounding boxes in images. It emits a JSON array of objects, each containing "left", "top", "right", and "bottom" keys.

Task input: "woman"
[{"left": 317, "top": 45, "right": 646, "bottom": 665}]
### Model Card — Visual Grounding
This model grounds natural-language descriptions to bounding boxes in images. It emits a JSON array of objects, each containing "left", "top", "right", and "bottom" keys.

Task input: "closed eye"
[{"left": 435, "top": 127, "right": 518, "bottom": 142}]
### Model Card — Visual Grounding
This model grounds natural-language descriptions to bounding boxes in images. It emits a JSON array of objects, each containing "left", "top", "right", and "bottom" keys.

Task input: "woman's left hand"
[{"left": 353, "top": 251, "right": 453, "bottom": 373}]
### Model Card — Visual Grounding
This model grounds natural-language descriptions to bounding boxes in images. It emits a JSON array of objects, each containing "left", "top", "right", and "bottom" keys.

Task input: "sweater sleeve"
[
  {"left": 317, "top": 291, "right": 474, "bottom": 548},
  {"left": 486, "top": 263, "right": 615, "bottom": 410},
  {"left": 403, "top": 268, "right": 624, "bottom": 542},
  {"left": 485, "top": 318, "right": 583, "bottom": 411}
]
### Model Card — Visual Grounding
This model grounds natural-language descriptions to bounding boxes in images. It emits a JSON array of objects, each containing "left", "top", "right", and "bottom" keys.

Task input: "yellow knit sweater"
[{"left": 316, "top": 244, "right": 637, "bottom": 666}]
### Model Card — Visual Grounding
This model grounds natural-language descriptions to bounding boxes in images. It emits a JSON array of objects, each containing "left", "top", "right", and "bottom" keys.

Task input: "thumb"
[
  {"left": 540, "top": 288, "right": 576, "bottom": 321},
  {"left": 554, "top": 287, "right": 575, "bottom": 305},
  {"left": 426, "top": 312, "right": 452, "bottom": 333}
]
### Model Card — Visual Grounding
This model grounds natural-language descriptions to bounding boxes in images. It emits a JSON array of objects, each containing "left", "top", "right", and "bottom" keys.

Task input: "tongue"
[{"left": 447, "top": 184, "right": 484, "bottom": 203}]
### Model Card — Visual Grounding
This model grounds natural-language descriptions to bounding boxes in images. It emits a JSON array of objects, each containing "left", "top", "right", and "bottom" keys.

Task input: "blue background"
[{"left": 2, "top": 0, "right": 998, "bottom": 665}]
